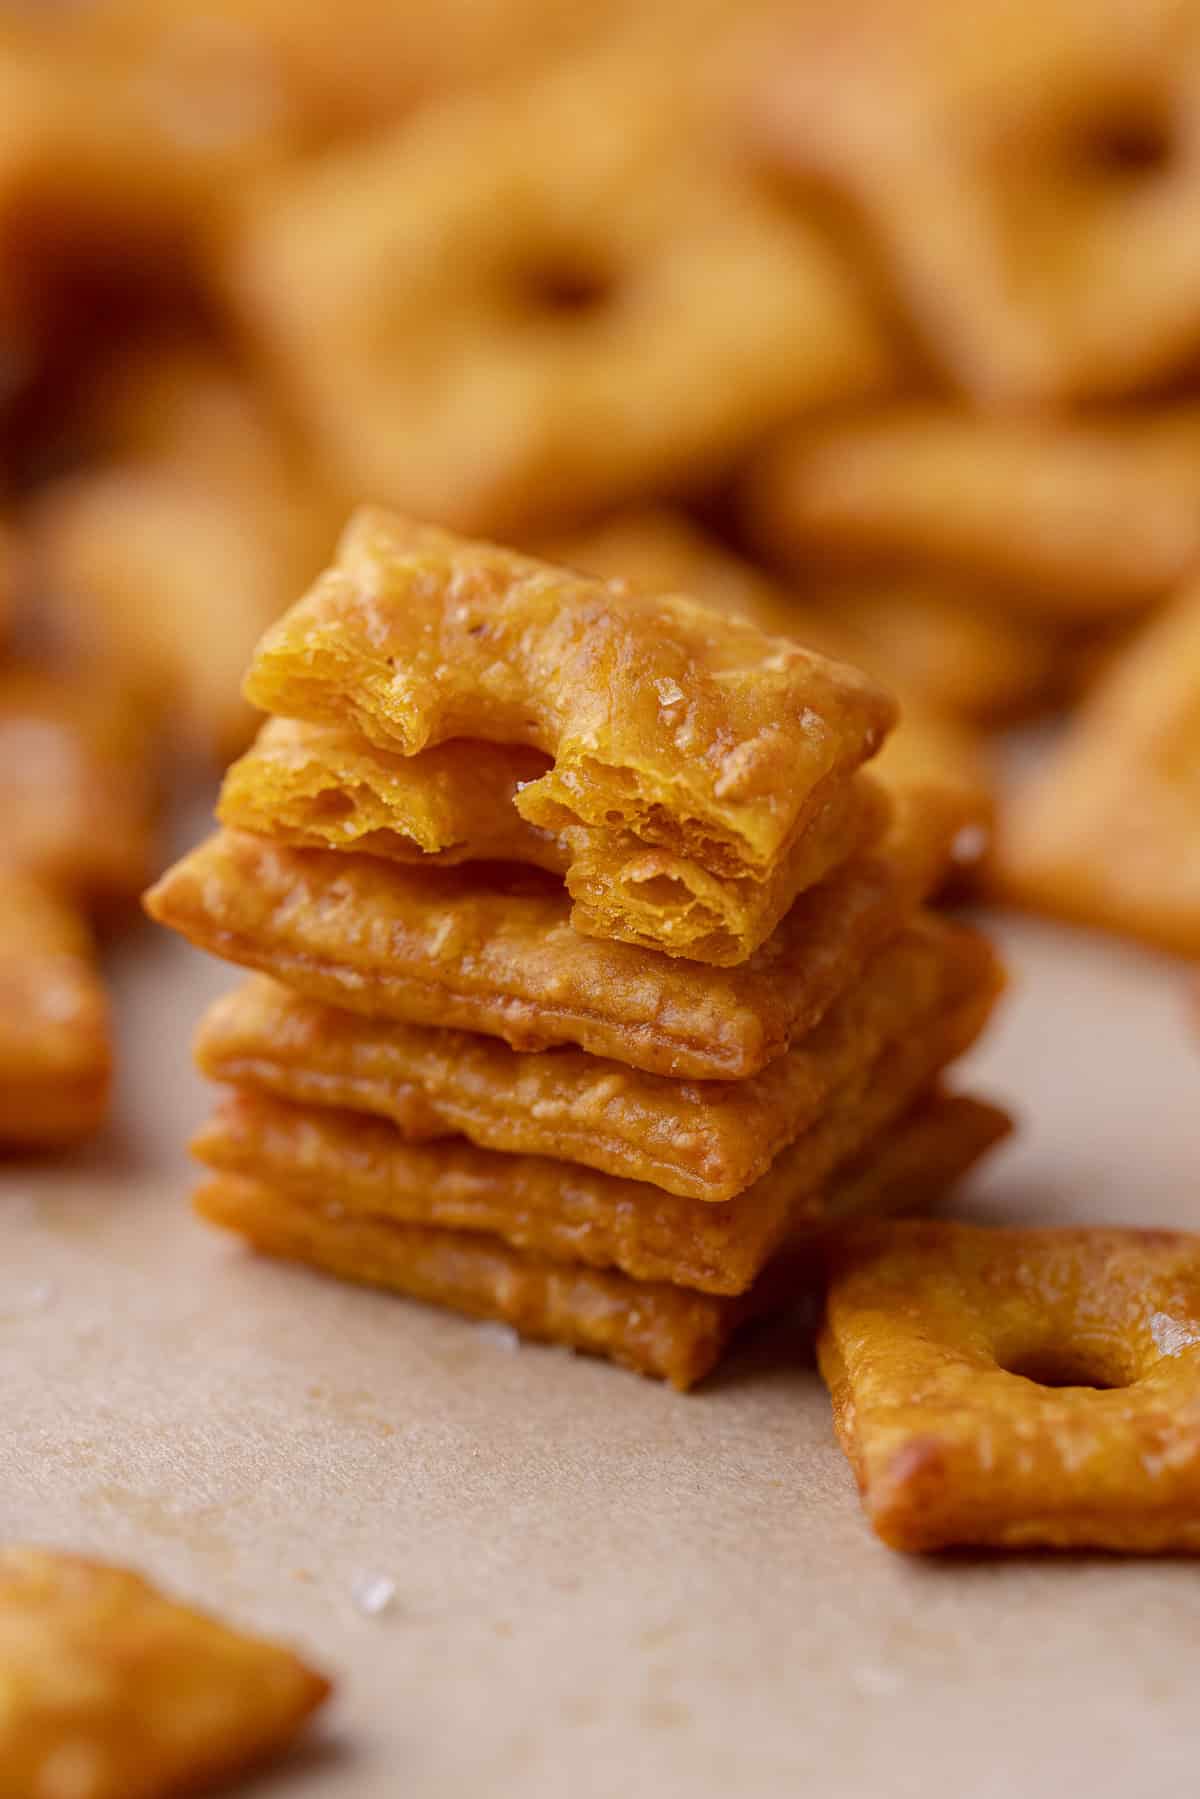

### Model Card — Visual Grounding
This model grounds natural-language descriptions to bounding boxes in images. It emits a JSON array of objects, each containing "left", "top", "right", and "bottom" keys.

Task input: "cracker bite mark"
[
  {"left": 146, "top": 801, "right": 955, "bottom": 1082},
  {"left": 220, "top": 720, "right": 565, "bottom": 872},
  {"left": 196, "top": 1094, "right": 1009, "bottom": 1389},
  {"left": 221, "top": 720, "right": 889, "bottom": 967},
  {"left": 0, "top": 874, "right": 111, "bottom": 1146},
  {"left": 0, "top": 1546, "right": 330, "bottom": 1799},
  {"left": 194, "top": 914, "right": 997, "bottom": 1202},
  {"left": 536, "top": 507, "right": 995, "bottom": 853},
  {"left": 740, "top": 0, "right": 1200, "bottom": 406},
  {"left": 220, "top": 49, "right": 894, "bottom": 535},
  {"left": 820, "top": 1221, "right": 1200, "bottom": 1552},
  {"left": 992, "top": 576, "right": 1200, "bottom": 953},
  {"left": 245, "top": 510, "right": 895, "bottom": 887}
]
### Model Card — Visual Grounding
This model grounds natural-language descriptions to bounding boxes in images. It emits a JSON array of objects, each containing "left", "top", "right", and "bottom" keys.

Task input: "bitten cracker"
[
  {"left": 240, "top": 509, "right": 895, "bottom": 961},
  {"left": 146, "top": 802, "right": 955, "bottom": 1081}
]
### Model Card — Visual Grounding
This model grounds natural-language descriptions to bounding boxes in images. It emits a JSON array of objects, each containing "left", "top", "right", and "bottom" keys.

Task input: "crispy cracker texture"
[
  {"left": 191, "top": 970, "right": 1000, "bottom": 1293},
  {"left": 220, "top": 720, "right": 565, "bottom": 873},
  {"left": 820, "top": 1220, "right": 1200, "bottom": 1552},
  {"left": 740, "top": 0, "right": 1200, "bottom": 408},
  {"left": 220, "top": 49, "right": 893, "bottom": 536},
  {"left": 0, "top": 1547, "right": 330, "bottom": 1799},
  {"left": 539, "top": 507, "right": 994, "bottom": 852},
  {"left": 0, "top": 875, "right": 111, "bottom": 1145},
  {"left": 146, "top": 802, "right": 954, "bottom": 1080},
  {"left": 196, "top": 1094, "right": 1009, "bottom": 1388},
  {"left": 992, "top": 577, "right": 1200, "bottom": 952},
  {"left": 244, "top": 510, "right": 895, "bottom": 884},
  {"left": 220, "top": 721, "right": 889, "bottom": 966},
  {"left": 193, "top": 914, "right": 997, "bottom": 1202}
]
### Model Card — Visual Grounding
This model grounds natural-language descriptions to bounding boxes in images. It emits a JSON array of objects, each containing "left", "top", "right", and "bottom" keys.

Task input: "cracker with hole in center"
[
  {"left": 820, "top": 1220, "right": 1200, "bottom": 1552},
  {"left": 739, "top": 0, "right": 1200, "bottom": 406},
  {"left": 220, "top": 49, "right": 894, "bottom": 535}
]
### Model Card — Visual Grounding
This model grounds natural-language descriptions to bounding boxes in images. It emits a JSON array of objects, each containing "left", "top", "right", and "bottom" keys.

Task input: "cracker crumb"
[{"left": 351, "top": 1571, "right": 396, "bottom": 1618}]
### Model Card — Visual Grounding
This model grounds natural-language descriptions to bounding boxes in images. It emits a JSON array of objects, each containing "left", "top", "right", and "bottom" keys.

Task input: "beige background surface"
[{"left": 2, "top": 851, "right": 1199, "bottom": 1795}]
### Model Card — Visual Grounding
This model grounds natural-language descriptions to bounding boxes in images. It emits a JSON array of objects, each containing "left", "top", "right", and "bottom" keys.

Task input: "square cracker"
[
  {"left": 196, "top": 1094, "right": 1010, "bottom": 1389},
  {"left": 0, "top": 670, "right": 158, "bottom": 908},
  {"left": 243, "top": 510, "right": 895, "bottom": 889},
  {"left": 0, "top": 1547, "right": 329, "bottom": 1799},
  {"left": 219, "top": 718, "right": 889, "bottom": 966},
  {"left": 192, "top": 970, "right": 1000, "bottom": 1295},
  {"left": 0, "top": 874, "right": 111, "bottom": 1146},
  {"left": 147, "top": 801, "right": 955, "bottom": 1081},
  {"left": 820, "top": 1220, "right": 1200, "bottom": 1552},
  {"left": 743, "top": 404, "right": 1200, "bottom": 620},
  {"left": 220, "top": 49, "right": 893, "bottom": 535},
  {"left": 194, "top": 914, "right": 997, "bottom": 1202},
  {"left": 537, "top": 506, "right": 994, "bottom": 859},
  {"left": 991, "top": 576, "right": 1200, "bottom": 953}
]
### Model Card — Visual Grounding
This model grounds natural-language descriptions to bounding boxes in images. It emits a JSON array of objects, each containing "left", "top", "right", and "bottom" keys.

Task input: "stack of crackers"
[{"left": 147, "top": 511, "right": 1010, "bottom": 1387}]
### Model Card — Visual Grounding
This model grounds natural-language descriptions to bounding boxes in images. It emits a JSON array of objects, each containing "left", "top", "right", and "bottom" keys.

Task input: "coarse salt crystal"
[
  {"left": 351, "top": 1571, "right": 396, "bottom": 1618},
  {"left": 654, "top": 677, "right": 685, "bottom": 708},
  {"left": 1150, "top": 1312, "right": 1200, "bottom": 1358}
]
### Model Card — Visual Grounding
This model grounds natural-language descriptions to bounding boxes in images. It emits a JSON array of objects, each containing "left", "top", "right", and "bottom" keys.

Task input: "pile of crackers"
[
  {"left": 147, "top": 513, "right": 1011, "bottom": 1388},
  {"left": 2, "top": 0, "right": 1200, "bottom": 1144}
]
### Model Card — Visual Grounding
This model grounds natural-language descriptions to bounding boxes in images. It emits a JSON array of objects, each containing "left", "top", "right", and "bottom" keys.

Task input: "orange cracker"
[
  {"left": 197, "top": 1093, "right": 1009, "bottom": 1388},
  {"left": 991, "top": 577, "right": 1200, "bottom": 953},
  {"left": 537, "top": 507, "right": 994, "bottom": 855},
  {"left": 0, "top": 669, "right": 158, "bottom": 908},
  {"left": 245, "top": 509, "right": 894, "bottom": 887},
  {"left": 219, "top": 720, "right": 564, "bottom": 872},
  {"left": 220, "top": 49, "right": 893, "bottom": 536},
  {"left": 0, "top": 874, "right": 111, "bottom": 1146},
  {"left": 741, "top": 0, "right": 1200, "bottom": 407},
  {"left": 820, "top": 1220, "right": 1200, "bottom": 1552},
  {"left": 192, "top": 976, "right": 999, "bottom": 1295},
  {"left": 30, "top": 346, "right": 336, "bottom": 764},
  {"left": 0, "top": 1546, "right": 329, "bottom": 1799},
  {"left": 146, "top": 802, "right": 955, "bottom": 1081},
  {"left": 194, "top": 913, "right": 996, "bottom": 1201},
  {"left": 220, "top": 718, "right": 888, "bottom": 966},
  {"left": 743, "top": 404, "right": 1200, "bottom": 621},
  {"left": 800, "top": 575, "right": 1064, "bottom": 724}
]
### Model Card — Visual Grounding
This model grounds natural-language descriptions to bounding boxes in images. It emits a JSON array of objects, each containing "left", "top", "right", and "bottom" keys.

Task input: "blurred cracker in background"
[{"left": 737, "top": 0, "right": 1200, "bottom": 407}]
